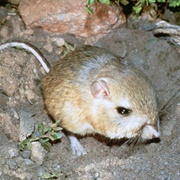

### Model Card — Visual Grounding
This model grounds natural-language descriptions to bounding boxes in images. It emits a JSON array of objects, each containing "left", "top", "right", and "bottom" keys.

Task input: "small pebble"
[
  {"left": 23, "top": 159, "right": 35, "bottom": 166},
  {"left": 36, "top": 167, "right": 48, "bottom": 177},
  {"left": 6, "top": 159, "right": 18, "bottom": 170},
  {"left": 0, "top": 145, "right": 19, "bottom": 158},
  {"left": 20, "top": 150, "right": 31, "bottom": 159},
  {"left": 52, "top": 37, "right": 65, "bottom": 47},
  {"left": 94, "top": 172, "right": 100, "bottom": 179},
  {"left": 30, "top": 142, "right": 47, "bottom": 165},
  {"left": 0, "top": 26, "right": 9, "bottom": 38},
  {"left": 43, "top": 43, "right": 53, "bottom": 53},
  {"left": 15, "top": 156, "right": 24, "bottom": 167}
]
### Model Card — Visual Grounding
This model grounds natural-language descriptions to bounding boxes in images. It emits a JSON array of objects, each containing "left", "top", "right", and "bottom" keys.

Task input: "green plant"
[
  {"left": 61, "top": 42, "right": 76, "bottom": 58},
  {"left": 168, "top": 0, "right": 180, "bottom": 7},
  {"left": 86, "top": 0, "right": 111, "bottom": 14},
  {"left": 40, "top": 171, "right": 59, "bottom": 179},
  {"left": 18, "top": 121, "right": 62, "bottom": 152},
  {"left": 86, "top": 0, "right": 180, "bottom": 17}
]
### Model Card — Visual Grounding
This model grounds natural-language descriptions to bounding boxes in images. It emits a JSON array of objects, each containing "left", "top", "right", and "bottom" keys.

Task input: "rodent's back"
[{"left": 43, "top": 46, "right": 124, "bottom": 85}]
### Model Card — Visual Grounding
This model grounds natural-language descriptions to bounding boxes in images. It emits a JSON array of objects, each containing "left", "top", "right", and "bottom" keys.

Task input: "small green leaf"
[
  {"left": 114, "top": 0, "right": 120, "bottom": 6},
  {"left": 133, "top": 6, "right": 142, "bottom": 14},
  {"left": 170, "top": 1, "right": 180, "bottom": 7},
  {"left": 106, "top": 0, "right": 111, "bottom": 5},
  {"left": 88, "top": 0, "right": 95, "bottom": 5},
  {"left": 121, "top": 0, "right": 129, "bottom": 5},
  {"left": 40, "top": 172, "right": 58, "bottom": 179},
  {"left": 56, "top": 133, "right": 62, "bottom": 139},
  {"left": 147, "top": 38, "right": 157, "bottom": 43},
  {"left": 18, "top": 141, "right": 26, "bottom": 151},
  {"left": 135, "top": 1, "right": 143, "bottom": 6},
  {"left": 26, "top": 141, "right": 31, "bottom": 151},
  {"left": 50, "top": 120, "right": 61, "bottom": 129},
  {"left": 49, "top": 133, "right": 62, "bottom": 141},
  {"left": 85, "top": 6, "right": 94, "bottom": 14},
  {"left": 29, "top": 137, "right": 40, "bottom": 142},
  {"left": 40, "top": 138, "right": 50, "bottom": 143},
  {"left": 52, "top": 127, "right": 63, "bottom": 131},
  {"left": 168, "top": 0, "right": 180, "bottom": 7},
  {"left": 99, "top": 0, "right": 105, "bottom": 3},
  {"left": 150, "top": 7, "right": 158, "bottom": 18},
  {"left": 157, "top": 0, "right": 166, "bottom": 2},
  {"left": 43, "top": 127, "right": 50, "bottom": 134},
  {"left": 38, "top": 121, "right": 45, "bottom": 134},
  {"left": 41, "top": 141, "right": 52, "bottom": 152},
  {"left": 18, "top": 139, "right": 32, "bottom": 151},
  {"left": 99, "top": 0, "right": 110, "bottom": 5},
  {"left": 149, "top": 0, "right": 156, "bottom": 3}
]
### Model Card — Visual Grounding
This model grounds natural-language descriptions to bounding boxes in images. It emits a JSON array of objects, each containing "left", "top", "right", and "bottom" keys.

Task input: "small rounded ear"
[{"left": 90, "top": 79, "right": 110, "bottom": 99}]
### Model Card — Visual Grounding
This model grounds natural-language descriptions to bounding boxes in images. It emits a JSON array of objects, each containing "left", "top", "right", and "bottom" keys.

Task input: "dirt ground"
[{"left": 0, "top": 5, "right": 180, "bottom": 180}]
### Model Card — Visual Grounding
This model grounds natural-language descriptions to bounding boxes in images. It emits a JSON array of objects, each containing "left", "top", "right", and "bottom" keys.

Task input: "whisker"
[
  {"left": 133, "top": 136, "right": 139, "bottom": 146},
  {"left": 137, "top": 136, "right": 142, "bottom": 145},
  {"left": 120, "top": 130, "right": 143, "bottom": 149},
  {"left": 125, "top": 138, "right": 134, "bottom": 145},
  {"left": 136, "top": 131, "right": 143, "bottom": 145},
  {"left": 130, "top": 136, "right": 139, "bottom": 148},
  {"left": 124, "top": 131, "right": 142, "bottom": 149}
]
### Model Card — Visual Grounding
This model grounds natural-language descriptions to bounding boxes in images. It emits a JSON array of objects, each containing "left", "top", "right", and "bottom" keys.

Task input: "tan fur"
[{"left": 41, "top": 46, "right": 159, "bottom": 140}]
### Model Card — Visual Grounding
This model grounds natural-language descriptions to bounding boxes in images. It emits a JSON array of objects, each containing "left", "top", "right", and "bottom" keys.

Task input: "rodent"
[{"left": 0, "top": 41, "right": 160, "bottom": 156}]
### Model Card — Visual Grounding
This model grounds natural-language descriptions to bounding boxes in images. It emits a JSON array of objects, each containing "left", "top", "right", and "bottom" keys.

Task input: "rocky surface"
[
  {"left": 0, "top": 3, "right": 179, "bottom": 180},
  {"left": 18, "top": 0, "right": 126, "bottom": 38}
]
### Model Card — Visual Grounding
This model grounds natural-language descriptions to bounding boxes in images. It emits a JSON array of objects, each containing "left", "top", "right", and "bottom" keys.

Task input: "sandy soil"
[{"left": 0, "top": 6, "right": 179, "bottom": 180}]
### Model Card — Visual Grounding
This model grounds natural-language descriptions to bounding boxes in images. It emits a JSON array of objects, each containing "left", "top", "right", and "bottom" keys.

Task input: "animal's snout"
[
  {"left": 152, "top": 131, "right": 160, "bottom": 139},
  {"left": 141, "top": 124, "right": 160, "bottom": 140}
]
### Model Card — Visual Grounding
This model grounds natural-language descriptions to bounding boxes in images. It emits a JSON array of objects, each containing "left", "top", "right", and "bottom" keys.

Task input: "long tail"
[{"left": 0, "top": 41, "right": 51, "bottom": 73}]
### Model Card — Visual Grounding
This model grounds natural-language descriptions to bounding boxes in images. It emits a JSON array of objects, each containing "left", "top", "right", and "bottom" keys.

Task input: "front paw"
[{"left": 68, "top": 135, "right": 87, "bottom": 156}]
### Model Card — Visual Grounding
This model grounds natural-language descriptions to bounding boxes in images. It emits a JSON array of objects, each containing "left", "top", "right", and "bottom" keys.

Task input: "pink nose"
[
  {"left": 152, "top": 134, "right": 157, "bottom": 139},
  {"left": 152, "top": 132, "right": 160, "bottom": 139}
]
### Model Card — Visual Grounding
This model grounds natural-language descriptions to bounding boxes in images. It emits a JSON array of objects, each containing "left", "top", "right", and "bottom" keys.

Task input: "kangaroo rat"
[{"left": 0, "top": 42, "right": 160, "bottom": 156}]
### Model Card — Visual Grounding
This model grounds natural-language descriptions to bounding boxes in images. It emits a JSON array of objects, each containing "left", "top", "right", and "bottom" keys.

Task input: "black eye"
[{"left": 116, "top": 107, "right": 132, "bottom": 116}]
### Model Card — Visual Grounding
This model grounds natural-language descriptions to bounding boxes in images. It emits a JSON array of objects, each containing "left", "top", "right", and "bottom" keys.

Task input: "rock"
[
  {"left": 14, "top": 156, "right": 24, "bottom": 167},
  {"left": 6, "top": 159, "right": 18, "bottom": 170},
  {"left": 20, "top": 150, "right": 31, "bottom": 159},
  {"left": 10, "top": 15, "right": 26, "bottom": 36},
  {"left": 175, "top": 103, "right": 180, "bottom": 119},
  {"left": 36, "top": 167, "right": 48, "bottom": 177},
  {"left": 18, "top": 0, "right": 126, "bottom": 38},
  {"left": 2, "top": 77, "right": 18, "bottom": 97},
  {"left": 0, "top": 92, "right": 8, "bottom": 107},
  {"left": 43, "top": 42, "right": 54, "bottom": 53},
  {"left": 19, "top": 110, "right": 35, "bottom": 141},
  {"left": 23, "top": 159, "right": 35, "bottom": 166},
  {"left": 0, "top": 26, "right": 9, "bottom": 38},
  {"left": 30, "top": 142, "right": 47, "bottom": 165},
  {"left": 0, "top": 7, "right": 8, "bottom": 25},
  {"left": 24, "top": 89, "right": 36, "bottom": 101},
  {"left": 0, "top": 113, "right": 19, "bottom": 142},
  {"left": 52, "top": 37, "right": 65, "bottom": 47},
  {"left": 0, "top": 145, "right": 19, "bottom": 159},
  {"left": 95, "top": 29, "right": 127, "bottom": 58},
  {"left": 161, "top": 95, "right": 180, "bottom": 137}
]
